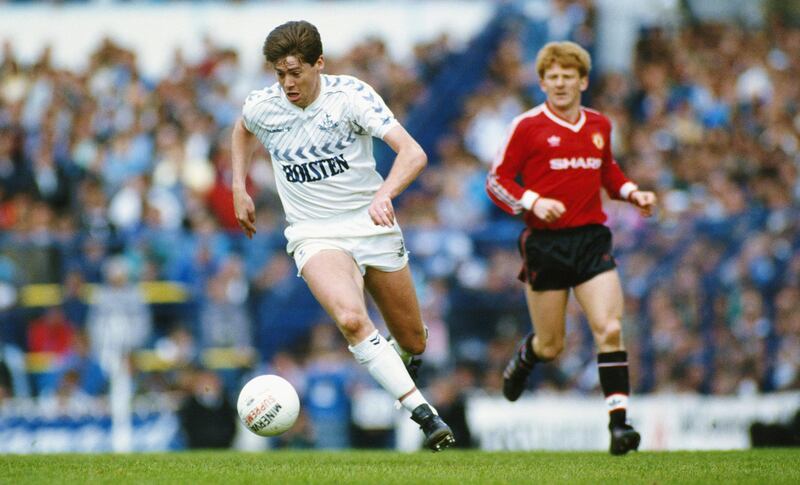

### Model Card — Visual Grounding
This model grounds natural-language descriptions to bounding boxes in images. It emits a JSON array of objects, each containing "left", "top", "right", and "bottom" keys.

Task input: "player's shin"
[{"left": 348, "top": 330, "right": 427, "bottom": 412}]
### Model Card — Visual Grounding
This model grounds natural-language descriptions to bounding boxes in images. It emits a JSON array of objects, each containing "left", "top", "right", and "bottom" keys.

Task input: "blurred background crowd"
[{"left": 0, "top": 0, "right": 798, "bottom": 450}]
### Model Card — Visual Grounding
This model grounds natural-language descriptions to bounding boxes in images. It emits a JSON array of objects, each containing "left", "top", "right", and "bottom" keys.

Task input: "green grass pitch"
[{"left": 1, "top": 449, "right": 798, "bottom": 484}]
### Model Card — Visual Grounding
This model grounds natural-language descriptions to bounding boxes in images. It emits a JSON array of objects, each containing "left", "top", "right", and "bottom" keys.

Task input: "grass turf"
[{"left": 1, "top": 449, "right": 798, "bottom": 484}]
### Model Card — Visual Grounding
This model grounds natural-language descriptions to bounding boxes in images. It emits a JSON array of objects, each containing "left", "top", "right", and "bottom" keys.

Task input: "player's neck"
[{"left": 545, "top": 101, "right": 582, "bottom": 124}]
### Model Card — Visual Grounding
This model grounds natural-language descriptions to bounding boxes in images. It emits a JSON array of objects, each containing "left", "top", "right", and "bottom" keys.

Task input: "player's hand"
[
  {"left": 233, "top": 188, "right": 257, "bottom": 238},
  {"left": 629, "top": 190, "right": 657, "bottom": 217},
  {"left": 531, "top": 197, "right": 566, "bottom": 223},
  {"left": 369, "top": 192, "right": 395, "bottom": 227}
]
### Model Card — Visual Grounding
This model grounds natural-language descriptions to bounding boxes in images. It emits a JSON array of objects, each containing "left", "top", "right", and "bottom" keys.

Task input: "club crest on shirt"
[
  {"left": 592, "top": 132, "right": 604, "bottom": 150},
  {"left": 547, "top": 135, "right": 561, "bottom": 147},
  {"left": 318, "top": 113, "right": 339, "bottom": 131}
]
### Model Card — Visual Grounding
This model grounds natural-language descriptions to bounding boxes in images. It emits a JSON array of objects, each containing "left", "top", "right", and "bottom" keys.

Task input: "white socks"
[{"left": 349, "top": 330, "right": 427, "bottom": 412}]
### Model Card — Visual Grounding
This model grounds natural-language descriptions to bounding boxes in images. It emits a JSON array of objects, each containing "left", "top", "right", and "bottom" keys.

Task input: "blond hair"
[{"left": 535, "top": 41, "right": 592, "bottom": 79}]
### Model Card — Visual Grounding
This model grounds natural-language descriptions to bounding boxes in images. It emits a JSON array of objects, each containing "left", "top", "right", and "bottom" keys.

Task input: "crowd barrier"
[
  {"left": 2, "top": 391, "right": 797, "bottom": 453},
  {"left": 0, "top": 399, "right": 180, "bottom": 453}
]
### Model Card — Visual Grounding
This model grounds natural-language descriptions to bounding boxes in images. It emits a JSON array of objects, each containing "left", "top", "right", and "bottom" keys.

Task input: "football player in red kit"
[{"left": 486, "top": 41, "right": 656, "bottom": 455}]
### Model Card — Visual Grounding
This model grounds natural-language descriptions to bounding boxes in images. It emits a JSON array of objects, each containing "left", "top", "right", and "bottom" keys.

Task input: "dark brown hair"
[{"left": 263, "top": 20, "right": 323, "bottom": 65}]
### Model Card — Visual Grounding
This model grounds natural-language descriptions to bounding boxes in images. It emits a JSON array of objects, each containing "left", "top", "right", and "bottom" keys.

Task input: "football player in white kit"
[{"left": 231, "top": 20, "right": 454, "bottom": 451}]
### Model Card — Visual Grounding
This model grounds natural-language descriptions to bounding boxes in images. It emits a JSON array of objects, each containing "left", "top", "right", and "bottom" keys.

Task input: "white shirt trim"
[
  {"left": 520, "top": 190, "right": 540, "bottom": 211},
  {"left": 620, "top": 182, "right": 638, "bottom": 200},
  {"left": 542, "top": 103, "right": 586, "bottom": 133}
]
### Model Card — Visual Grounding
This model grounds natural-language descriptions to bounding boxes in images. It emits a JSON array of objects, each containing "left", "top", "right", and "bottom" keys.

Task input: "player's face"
[
  {"left": 274, "top": 55, "right": 325, "bottom": 108},
  {"left": 539, "top": 63, "right": 588, "bottom": 112}
]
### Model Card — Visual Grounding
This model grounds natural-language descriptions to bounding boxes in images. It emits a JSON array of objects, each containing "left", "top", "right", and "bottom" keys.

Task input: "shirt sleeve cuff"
[
  {"left": 377, "top": 119, "right": 401, "bottom": 140},
  {"left": 520, "top": 190, "right": 540, "bottom": 211},
  {"left": 619, "top": 182, "right": 638, "bottom": 200}
]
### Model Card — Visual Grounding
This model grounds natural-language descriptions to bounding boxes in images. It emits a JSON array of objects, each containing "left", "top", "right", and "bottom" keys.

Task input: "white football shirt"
[{"left": 242, "top": 74, "right": 400, "bottom": 224}]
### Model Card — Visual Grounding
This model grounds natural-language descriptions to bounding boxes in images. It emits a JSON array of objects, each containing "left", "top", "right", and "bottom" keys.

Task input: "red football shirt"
[{"left": 486, "top": 102, "right": 637, "bottom": 230}]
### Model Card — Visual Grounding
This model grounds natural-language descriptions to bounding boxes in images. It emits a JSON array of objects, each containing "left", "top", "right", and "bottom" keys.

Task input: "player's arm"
[
  {"left": 371, "top": 124, "right": 427, "bottom": 227},
  {"left": 600, "top": 125, "right": 657, "bottom": 217},
  {"left": 486, "top": 120, "right": 565, "bottom": 223},
  {"left": 231, "top": 117, "right": 258, "bottom": 238},
  {"left": 347, "top": 77, "right": 423, "bottom": 227},
  {"left": 485, "top": 122, "right": 528, "bottom": 215}
]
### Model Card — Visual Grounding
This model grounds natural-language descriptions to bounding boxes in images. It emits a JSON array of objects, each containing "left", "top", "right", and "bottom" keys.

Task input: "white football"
[{"left": 237, "top": 374, "right": 300, "bottom": 436}]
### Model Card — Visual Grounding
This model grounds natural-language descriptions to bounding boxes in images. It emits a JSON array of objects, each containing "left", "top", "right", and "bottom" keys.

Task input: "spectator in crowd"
[
  {"left": 198, "top": 255, "right": 252, "bottom": 351},
  {"left": 38, "top": 367, "right": 97, "bottom": 417},
  {"left": 39, "top": 330, "right": 106, "bottom": 398},
  {"left": 153, "top": 324, "right": 197, "bottom": 371},
  {"left": 302, "top": 323, "right": 358, "bottom": 449},
  {"left": 178, "top": 368, "right": 238, "bottom": 449},
  {"left": 0, "top": 326, "right": 29, "bottom": 399},
  {"left": 60, "top": 269, "right": 89, "bottom": 329},
  {"left": 0, "top": 358, "right": 11, "bottom": 400},
  {"left": 86, "top": 256, "right": 152, "bottom": 372},
  {"left": 27, "top": 306, "right": 75, "bottom": 356}
]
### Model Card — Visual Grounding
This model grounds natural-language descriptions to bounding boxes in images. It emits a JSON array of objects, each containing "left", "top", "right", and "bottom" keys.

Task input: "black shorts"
[{"left": 517, "top": 224, "right": 617, "bottom": 291}]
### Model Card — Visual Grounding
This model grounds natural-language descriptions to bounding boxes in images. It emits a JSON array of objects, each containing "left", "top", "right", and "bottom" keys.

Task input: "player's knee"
[
  {"left": 334, "top": 309, "right": 370, "bottom": 337},
  {"left": 596, "top": 320, "right": 623, "bottom": 348},
  {"left": 536, "top": 341, "right": 563, "bottom": 361}
]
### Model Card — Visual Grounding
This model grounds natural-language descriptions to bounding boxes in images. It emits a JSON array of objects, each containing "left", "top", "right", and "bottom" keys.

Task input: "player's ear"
[
  {"left": 315, "top": 55, "right": 325, "bottom": 71},
  {"left": 580, "top": 76, "right": 589, "bottom": 92}
]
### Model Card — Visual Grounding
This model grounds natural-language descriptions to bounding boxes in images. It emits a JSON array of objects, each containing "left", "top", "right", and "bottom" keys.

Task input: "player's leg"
[
  {"left": 504, "top": 227, "right": 571, "bottom": 401},
  {"left": 302, "top": 249, "right": 373, "bottom": 343},
  {"left": 302, "top": 249, "right": 453, "bottom": 451},
  {"left": 302, "top": 249, "right": 416, "bottom": 395},
  {"left": 528, "top": 287, "right": 570, "bottom": 360},
  {"left": 364, "top": 264, "right": 426, "bottom": 377},
  {"left": 503, "top": 286, "right": 569, "bottom": 401},
  {"left": 574, "top": 269, "right": 625, "bottom": 352},
  {"left": 574, "top": 269, "right": 640, "bottom": 455}
]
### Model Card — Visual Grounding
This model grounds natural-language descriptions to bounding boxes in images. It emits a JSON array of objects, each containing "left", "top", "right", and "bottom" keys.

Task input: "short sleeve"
[
  {"left": 241, "top": 90, "right": 265, "bottom": 133},
  {"left": 346, "top": 77, "right": 399, "bottom": 139}
]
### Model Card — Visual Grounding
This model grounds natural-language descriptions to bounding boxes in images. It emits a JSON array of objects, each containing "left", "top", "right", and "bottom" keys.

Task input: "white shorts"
[{"left": 285, "top": 206, "right": 409, "bottom": 276}]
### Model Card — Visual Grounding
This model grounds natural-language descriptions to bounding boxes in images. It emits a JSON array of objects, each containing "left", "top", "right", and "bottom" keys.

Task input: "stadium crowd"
[{"left": 0, "top": 0, "right": 798, "bottom": 449}]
